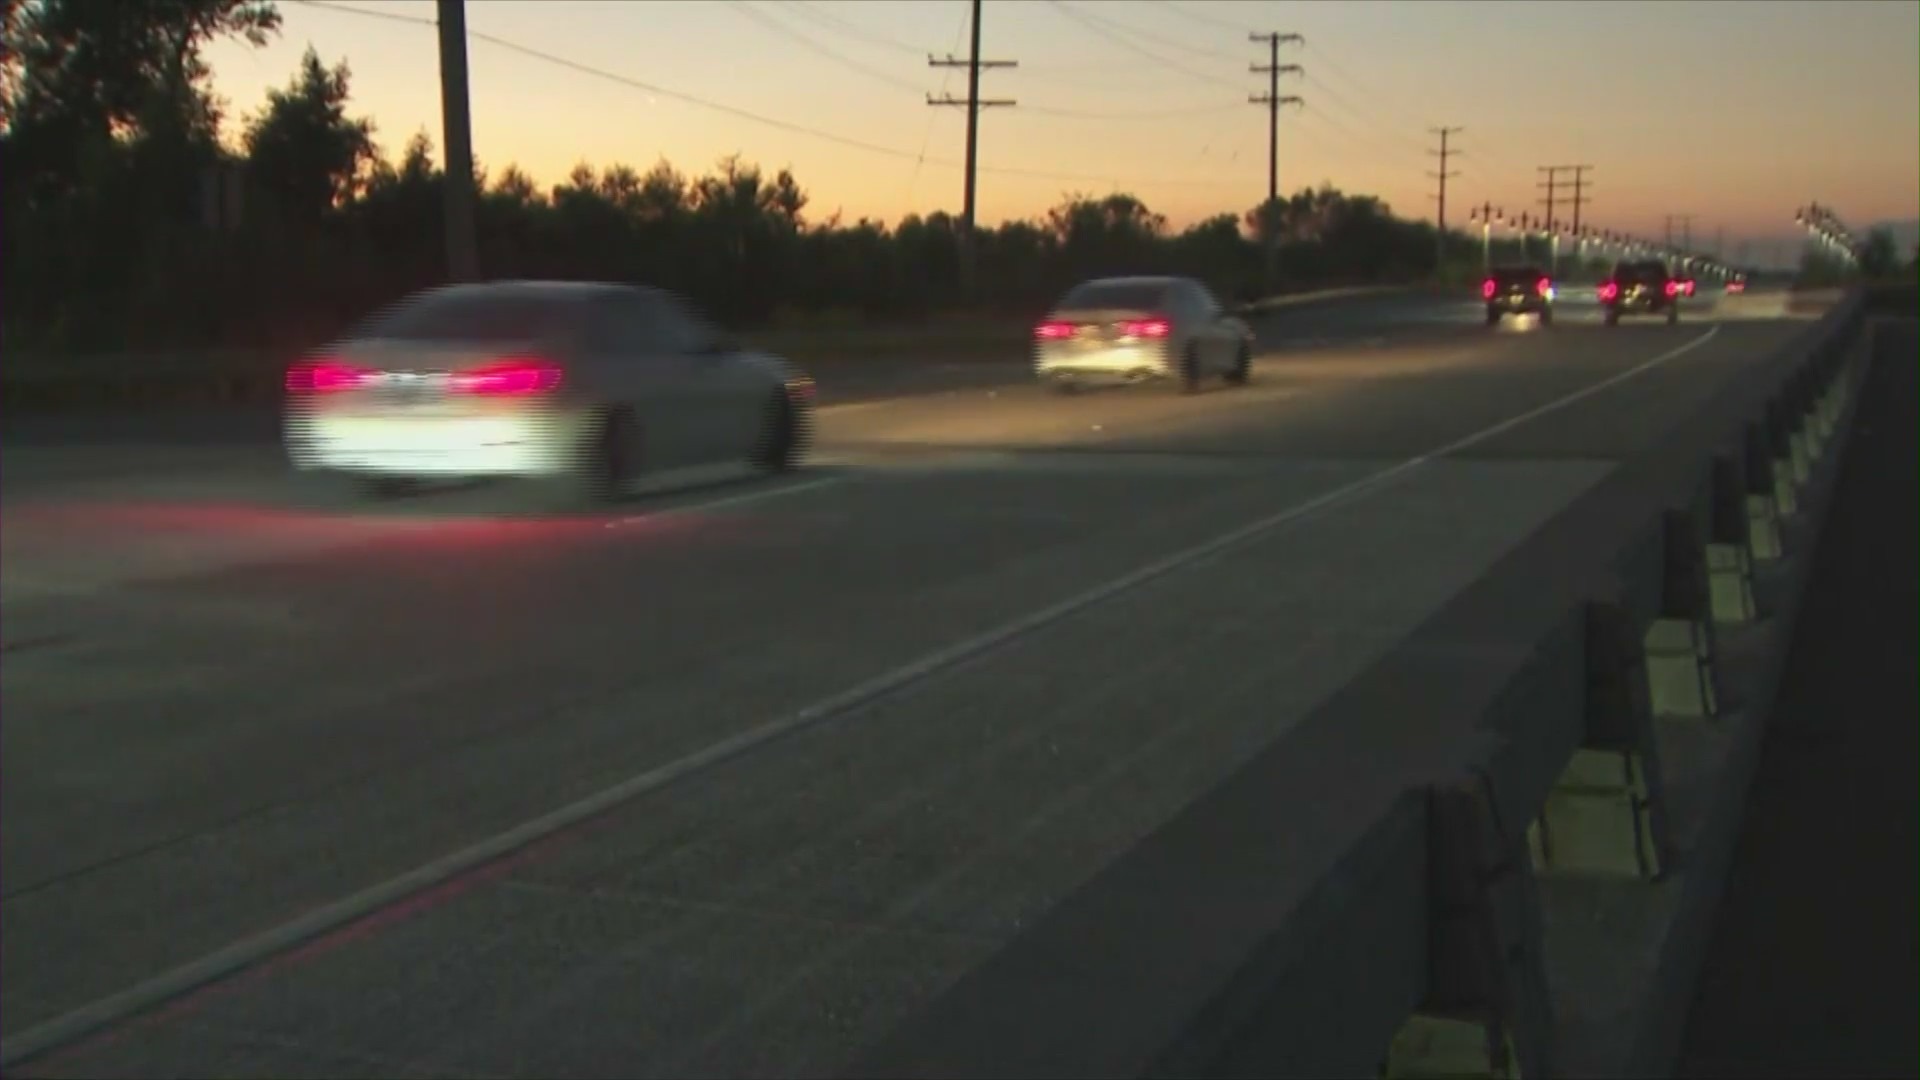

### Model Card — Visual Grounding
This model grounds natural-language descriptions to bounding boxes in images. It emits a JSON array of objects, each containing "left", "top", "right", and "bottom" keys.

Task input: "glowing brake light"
[
  {"left": 1481, "top": 278, "right": 1497, "bottom": 300},
  {"left": 1597, "top": 282, "right": 1619, "bottom": 301},
  {"left": 1036, "top": 321, "right": 1075, "bottom": 340},
  {"left": 1536, "top": 277, "right": 1552, "bottom": 297},
  {"left": 287, "top": 358, "right": 372, "bottom": 394},
  {"left": 1120, "top": 318, "right": 1170, "bottom": 338},
  {"left": 448, "top": 356, "right": 563, "bottom": 395},
  {"left": 1664, "top": 281, "right": 1680, "bottom": 297}
]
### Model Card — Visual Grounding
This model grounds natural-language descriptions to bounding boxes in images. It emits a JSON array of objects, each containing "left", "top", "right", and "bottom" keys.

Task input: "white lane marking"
[{"left": 0, "top": 324, "right": 1723, "bottom": 1069}]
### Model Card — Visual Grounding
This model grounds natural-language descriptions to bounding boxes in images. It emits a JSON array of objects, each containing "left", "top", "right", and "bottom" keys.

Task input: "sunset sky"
[{"left": 204, "top": 0, "right": 1919, "bottom": 259}]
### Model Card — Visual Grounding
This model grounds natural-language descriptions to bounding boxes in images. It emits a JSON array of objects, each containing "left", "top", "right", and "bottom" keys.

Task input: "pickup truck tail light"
[
  {"left": 1536, "top": 278, "right": 1552, "bottom": 297},
  {"left": 1481, "top": 279, "right": 1497, "bottom": 300},
  {"left": 1664, "top": 281, "right": 1680, "bottom": 297},
  {"left": 1597, "top": 282, "right": 1620, "bottom": 302}
]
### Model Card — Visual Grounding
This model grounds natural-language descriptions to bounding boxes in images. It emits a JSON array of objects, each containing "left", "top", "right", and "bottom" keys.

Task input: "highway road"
[{"left": 1, "top": 283, "right": 1817, "bottom": 1077}]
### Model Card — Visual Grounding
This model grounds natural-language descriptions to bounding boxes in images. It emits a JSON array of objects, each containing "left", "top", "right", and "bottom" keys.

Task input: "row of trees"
[{"left": 11, "top": 0, "right": 1889, "bottom": 358}]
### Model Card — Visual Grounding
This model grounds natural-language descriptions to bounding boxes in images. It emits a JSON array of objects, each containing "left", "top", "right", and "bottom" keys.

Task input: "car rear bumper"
[
  {"left": 1489, "top": 297, "right": 1550, "bottom": 313},
  {"left": 1035, "top": 341, "right": 1174, "bottom": 383},
  {"left": 285, "top": 410, "right": 580, "bottom": 478}
]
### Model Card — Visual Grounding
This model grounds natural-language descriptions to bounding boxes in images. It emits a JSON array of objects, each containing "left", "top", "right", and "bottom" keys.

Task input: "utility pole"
[
  {"left": 1536, "top": 166, "right": 1571, "bottom": 274},
  {"left": 1428, "top": 126, "right": 1463, "bottom": 269},
  {"left": 1551, "top": 164, "right": 1592, "bottom": 236},
  {"left": 436, "top": 0, "right": 479, "bottom": 282},
  {"left": 1248, "top": 32, "right": 1304, "bottom": 205},
  {"left": 928, "top": 0, "right": 1016, "bottom": 300},
  {"left": 1249, "top": 31, "right": 1302, "bottom": 296},
  {"left": 1664, "top": 214, "right": 1694, "bottom": 250}
]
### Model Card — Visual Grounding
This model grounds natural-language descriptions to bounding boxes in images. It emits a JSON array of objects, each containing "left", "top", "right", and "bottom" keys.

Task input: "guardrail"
[{"left": 845, "top": 290, "right": 1872, "bottom": 1079}]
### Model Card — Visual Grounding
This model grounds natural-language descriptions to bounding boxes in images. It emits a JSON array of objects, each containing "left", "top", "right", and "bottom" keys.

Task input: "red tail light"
[
  {"left": 1481, "top": 279, "right": 1497, "bottom": 300},
  {"left": 287, "top": 358, "right": 372, "bottom": 394},
  {"left": 1536, "top": 278, "right": 1552, "bottom": 296},
  {"left": 449, "top": 356, "right": 563, "bottom": 396},
  {"left": 1664, "top": 281, "right": 1679, "bottom": 297},
  {"left": 1120, "top": 318, "right": 1170, "bottom": 338},
  {"left": 1597, "top": 282, "right": 1619, "bottom": 301},
  {"left": 1036, "top": 321, "right": 1075, "bottom": 340}
]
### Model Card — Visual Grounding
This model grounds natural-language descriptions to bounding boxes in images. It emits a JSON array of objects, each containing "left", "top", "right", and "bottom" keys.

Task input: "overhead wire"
[
  {"left": 286, "top": 0, "right": 1245, "bottom": 188},
  {"left": 723, "top": 0, "right": 924, "bottom": 96}
]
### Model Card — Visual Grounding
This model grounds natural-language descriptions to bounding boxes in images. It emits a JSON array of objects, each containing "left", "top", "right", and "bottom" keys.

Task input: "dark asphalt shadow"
[{"left": 1677, "top": 320, "right": 1919, "bottom": 1078}]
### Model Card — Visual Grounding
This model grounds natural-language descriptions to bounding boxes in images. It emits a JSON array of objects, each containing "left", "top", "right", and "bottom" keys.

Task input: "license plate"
[{"left": 378, "top": 372, "right": 448, "bottom": 404}]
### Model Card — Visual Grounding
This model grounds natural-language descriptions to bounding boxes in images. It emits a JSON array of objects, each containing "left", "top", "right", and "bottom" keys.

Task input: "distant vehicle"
[
  {"left": 1725, "top": 272, "right": 1747, "bottom": 294},
  {"left": 284, "top": 280, "right": 814, "bottom": 503},
  {"left": 1481, "top": 265, "right": 1555, "bottom": 326},
  {"left": 1033, "top": 275, "right": 1254, "bottom": 394},
  {"left": 1598, "top": 259, "right": 1682, "bottom": 326}
]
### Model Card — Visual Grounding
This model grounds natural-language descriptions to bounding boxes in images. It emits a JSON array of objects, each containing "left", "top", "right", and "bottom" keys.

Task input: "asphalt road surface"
[{"left": 2, "top": 285, "right": 1813, "bottom": 1078}]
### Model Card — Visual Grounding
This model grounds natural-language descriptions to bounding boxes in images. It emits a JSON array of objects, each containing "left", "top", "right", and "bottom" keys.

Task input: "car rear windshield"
[
  {"left": 1489, "top": 267, "right": 1546, "bottom": 285},
  {"left": 351, "top": 290, "right": 577, "bottom": 343},
  {"left": 1056, "top": 281, "right": 1170, "bottom": 312},
  {"left": 1613, "top": 261, "right": 1669, "bottom": 283}
]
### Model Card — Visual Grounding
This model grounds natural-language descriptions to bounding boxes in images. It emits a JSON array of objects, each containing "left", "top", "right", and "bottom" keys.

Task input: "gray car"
[
  {"left": 284, "top": 281, "right": 814, "bottom": 503},
  {"left": 1033, "top": 275, "right": 1255, "bottom": 394}
]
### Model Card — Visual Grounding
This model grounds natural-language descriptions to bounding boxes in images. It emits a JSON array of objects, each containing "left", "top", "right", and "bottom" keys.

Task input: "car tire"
[
  {"left": 1667, "top": 306, "right": 1680, "bottom": 326},
  {"left": 1539, "top": 307, "right": 1553, "bottom": 327},
  {"left": 1179, "top": 346, "right": 1201, "bottom": 394},
  {"left": 574, "top": 405, "right": 636, "bottom": 505},
  {"left": 1604, "top": 310, "right": 1621, "bottom": 327},
  {"left": 753, "top": 392, "right": 801, "bottom": 473},
  {"left": 1225, "top": 343, "right": 1251, "bottom": 386},
  {"left": 1486, "top": 307, "right": 1501, "bottom": 327}
]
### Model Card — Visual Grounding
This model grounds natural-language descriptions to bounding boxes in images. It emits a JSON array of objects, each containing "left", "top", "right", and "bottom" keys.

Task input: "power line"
[
  {"left": 1070, "top": 2, "right": 1243, "bottom": 64},
  {"left": 726, "top": 1, "right": 924, "bottom": 95},
  {"left": 779, "top": 0, "right": 935, "bottom": 56},
  {"left": 1043, "top": 0, "right": 1245, "bottom": 92},
  {"left": 287, "top": 0, "right": 1241, "bottom": 189},
  {"left": 1149, "top": 0, "right": 1253, "bottom": 35}
]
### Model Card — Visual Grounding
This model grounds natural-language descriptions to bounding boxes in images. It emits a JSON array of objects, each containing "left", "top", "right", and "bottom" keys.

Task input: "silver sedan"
[
  {"left": 1032, "top": 275, "right": 1255, "bottom": 393},
  {"left": 284, "top": 281, "right": 814, "bottom": 503}
]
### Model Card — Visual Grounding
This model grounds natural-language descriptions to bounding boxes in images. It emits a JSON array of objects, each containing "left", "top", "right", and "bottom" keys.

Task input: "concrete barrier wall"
[{"left": 846, "top": 290, "right": 1873, "bottom": 1080}]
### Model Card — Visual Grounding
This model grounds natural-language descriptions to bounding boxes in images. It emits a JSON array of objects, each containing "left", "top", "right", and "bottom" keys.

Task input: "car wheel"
[
  {"left": 1486, "top": 307, "right": 1501, "bottom": 327},
  {"left": 1666, "top": 306, "right": 1680, "bottom": 326},
  {"left": 1604, "top": 310, "right": 1621, "bottom": 327},
  {"left": 574, "top": 405, "right": 636, "bottom": 505},
  {"left": 753, "top": 392, "right": 801, "bottom": 473},
  {"left": 1179, "top": 345, "right": 1201, "bottom": 394},
  {"left": 1539, "top": 308, "right": 1553, "bottom": 327},
  {"left": 1225, "top": 344, "right": 1251, "bottom": 386}
]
